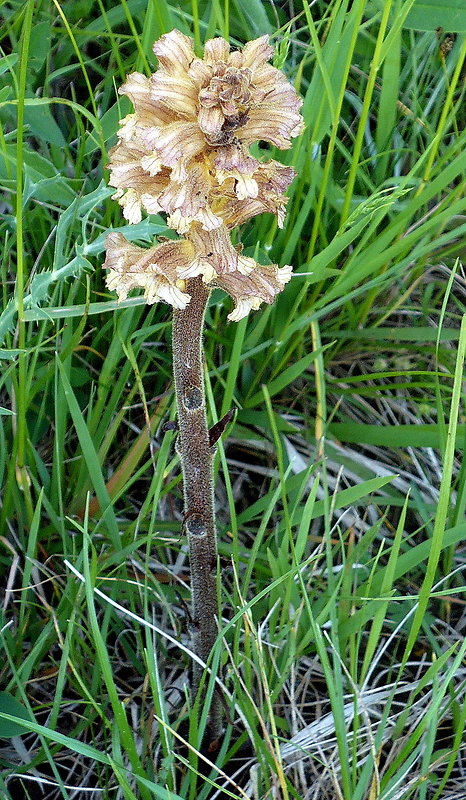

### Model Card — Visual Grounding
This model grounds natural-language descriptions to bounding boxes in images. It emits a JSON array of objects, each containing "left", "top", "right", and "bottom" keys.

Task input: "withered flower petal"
[
  {"left": 105, "top": 232, "right": 195, "bottom": 308},
  {"left": 204, "top": 37, "right": 231, "bottom": 65},
  {"left": 222, "top": 194, "right": 288, "bottom": 229},
  {"left": 118, "top": 72, "right": 151, "bottom": 110},
  {"left": 238, "top": 106, "right": 304, "bottom": 149},
  {"left": 188, "top": 57, "right": 213, "bottom": 85},
  {"left": 158, "top": 163, "right": 209, "bottom": 217},
  {"left": 140, "top": 154, "right": 163, "bottom": 176},
  {"left": 141, "top": 193, "right": 164, "bottom": 215},
  {"left": 216, "top": 173, "right": 256, "bottom": 201},
  {"left": 227, "top": 297, "right": 263, "bottom": 321},
  {"left": 108, "top": 138, "right": 171, "bottom": 222},
  {"left": 240, "top": 35, "right": 275, "bottom": 69},
  {"left": 256, "top": 160, "right": 297, "bottom": 194},
  {"left": 105, "top": 30, "right": 303, "bottom": 319},
  {"left": 108, "top": 139, "right": 170, "bottom": 191},
  {"left": 176, "top": 257, "right": 217, "bottom": 283},
  {"left": 218, "top": 161, "right": 295, "bottom": 228},
  {"left": 119, "top": 73, "right": 174, "bottom": 127},
  {"left": 152, "top": 29, "right": 196, "bottom": 75},
  {"left": 187, "top": 223, "right": 239, "bottom": 276},
  {"left": 159, "top": 162, "right": 223, "bottom": 232},
  {"left": 150, "top": 72, "right": 198, "bottom": 117},
  {"left": 213, "top": 261, "right": 293, "bottom": 321},
  {"left": 145, "top": 121, "right": 206, "bottom": 173},
  {"left": 197, "top": 106, "right": 225, "bottom": 138},
  {"left": 214, "top": 144, "right": 258, "bottom": 175}
]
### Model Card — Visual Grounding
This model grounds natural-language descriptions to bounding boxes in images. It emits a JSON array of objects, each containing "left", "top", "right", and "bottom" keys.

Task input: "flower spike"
[{"left": 105, "top": 30, "right": 303, "bottom": 319}]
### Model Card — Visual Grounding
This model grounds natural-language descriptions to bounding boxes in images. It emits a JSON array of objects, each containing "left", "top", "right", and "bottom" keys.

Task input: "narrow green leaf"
[
  {"left": 329, "top": 422, "right": 466, "bottom": 448},
  {"left": 0, "top": 144, "right": 75, "bottom": 205},
  {"left": 0, "top": 713, "right": 184, "bottom": 799},
  {"left": 238, "top": 474, "right": 396, "bottom": 525},
  {"left": 231, "top": 0, "right": 273, "bottom": 35},
  {"left": 245, "top": 349, "right": 328, "bottom": 408},
  {"left": 403, "top": 314, "right": 466, "bottom": 661},
  {"left": 56, "top": 358, "right": 120, "bottom": 550},
  {"left": 0, "top": 692, "right": 33, "bottom": 737},
  {"left": 24, "top": 102, "right": 66, "bottom": 147},
  {"left": 404, "top": 0, "right": 466, "bottom": 30},
  {"left": 340, "top": 521, "right": 466, "bottom": 638},
  {"left": 360, "top": 494, "right": 409, "bottom": 680},
  {"left": 0, "top": 54, "right": 18, "bottom": 74}
]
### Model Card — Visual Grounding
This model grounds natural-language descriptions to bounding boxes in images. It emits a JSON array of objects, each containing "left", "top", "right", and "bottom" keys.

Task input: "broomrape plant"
[{"left": 104, "top": 29, "right": 303, "bottom": 745}]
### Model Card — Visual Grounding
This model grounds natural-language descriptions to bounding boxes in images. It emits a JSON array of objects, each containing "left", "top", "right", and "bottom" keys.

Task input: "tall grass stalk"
[{"left": 13, "top": 0, "right": 34, "bottom": 521}]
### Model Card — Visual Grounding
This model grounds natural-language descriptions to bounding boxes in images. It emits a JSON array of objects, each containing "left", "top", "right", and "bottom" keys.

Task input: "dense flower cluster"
[{"left": 104, "top": 30, "right": 303, "bottom": 320}]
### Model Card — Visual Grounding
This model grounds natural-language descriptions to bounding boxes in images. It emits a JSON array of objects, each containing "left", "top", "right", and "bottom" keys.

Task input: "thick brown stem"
[{"left": 172, "top": 276, "right": 222, "bottom": 742}]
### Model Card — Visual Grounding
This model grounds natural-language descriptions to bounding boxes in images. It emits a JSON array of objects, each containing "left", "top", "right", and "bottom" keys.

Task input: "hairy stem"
[{"left": 172, "top": 276, "right": 222, "bottom": 742}]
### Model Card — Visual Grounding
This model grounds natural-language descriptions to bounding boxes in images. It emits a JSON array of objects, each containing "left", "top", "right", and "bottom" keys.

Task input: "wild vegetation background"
[{"left": 0, "top": 0, "right": 465, "bottom": 798}]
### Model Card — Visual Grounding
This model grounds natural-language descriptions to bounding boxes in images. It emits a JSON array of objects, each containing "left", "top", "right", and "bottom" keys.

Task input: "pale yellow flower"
[
  {"left": 104, "top": 224, "right": 292, "bottom": 320},
  {"left": 104, "top": 232, "right": 192, "bottom": 309},
  {"left": 105, "top": 30, "right": 303, "bottom": 319},
  {"left": 108, "top": 30, "right": 303, "bottom": 230}
]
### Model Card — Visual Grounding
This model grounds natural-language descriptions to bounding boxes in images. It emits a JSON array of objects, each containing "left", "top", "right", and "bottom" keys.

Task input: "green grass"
[{"left": 1, "top": 1, "right": 466, "bottom": 798}]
